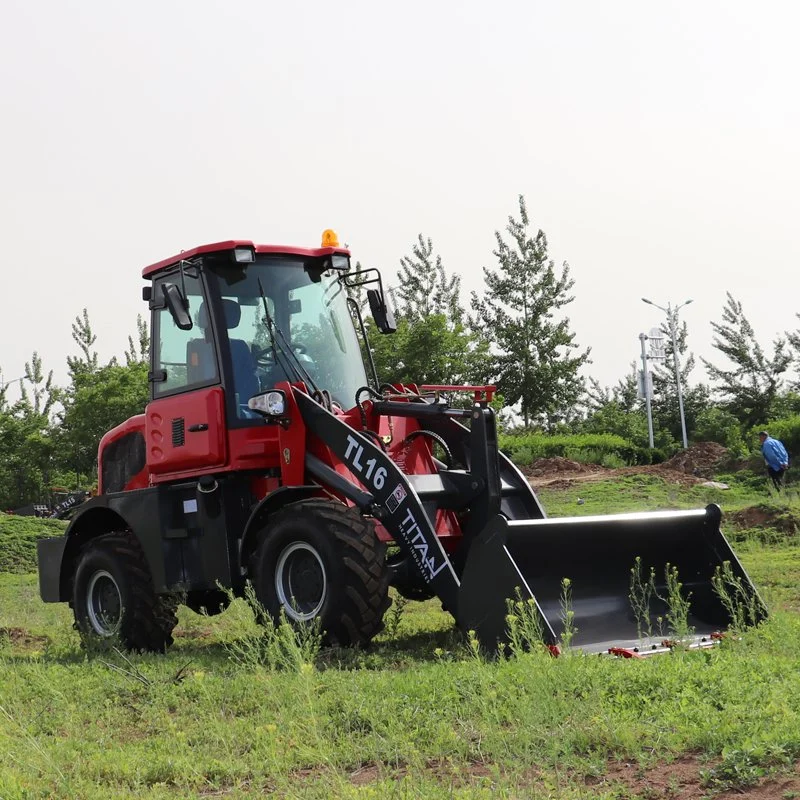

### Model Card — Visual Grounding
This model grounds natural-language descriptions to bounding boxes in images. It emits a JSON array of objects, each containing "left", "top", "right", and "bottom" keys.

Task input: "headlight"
[{"left": 248, "top": 390, "right": 286, "bottom": 417}]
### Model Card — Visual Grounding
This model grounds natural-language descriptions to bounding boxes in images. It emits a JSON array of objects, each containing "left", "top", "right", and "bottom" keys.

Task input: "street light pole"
[
  {"left": 642, "top": 297, "right": 693, "bottom": 449},
  {"left": 639, "top": 332, "right": 655, "bottom": 448}
]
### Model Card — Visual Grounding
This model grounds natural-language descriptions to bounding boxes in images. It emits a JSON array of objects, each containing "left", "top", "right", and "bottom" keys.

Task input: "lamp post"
[
  {"left": 641, "top": 297, "right": 693, "bottom": 449},
  {"left": 638, "top": 333, "right": 655, "bottom": 448}
]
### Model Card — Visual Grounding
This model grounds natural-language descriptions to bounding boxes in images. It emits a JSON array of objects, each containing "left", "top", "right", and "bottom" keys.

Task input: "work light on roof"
[
  {"left": 321, "top": 229, "right": 339, "bottom": 247},
  {"left": 233, "top": 246, "right": 255, "bottom": 263}
]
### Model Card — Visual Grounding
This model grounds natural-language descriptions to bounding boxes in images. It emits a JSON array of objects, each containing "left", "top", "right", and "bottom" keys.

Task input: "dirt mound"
[
  {"left": 523, "top": 457, "right": 607, "bottom": 478},
  {"left": 662, "top": 442, "right": 728, "bottom": 478},
  {"left": 728, "top": 506, "right": 799, "bottom": 534}
]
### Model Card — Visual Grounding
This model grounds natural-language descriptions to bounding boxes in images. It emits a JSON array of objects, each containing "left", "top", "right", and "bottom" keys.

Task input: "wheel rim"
[
  {"left": 86, "top": 570, "right": 122, "bottom": 636},
  {"left": 275, "top": 542, "right": 327, "bottom": 621}
]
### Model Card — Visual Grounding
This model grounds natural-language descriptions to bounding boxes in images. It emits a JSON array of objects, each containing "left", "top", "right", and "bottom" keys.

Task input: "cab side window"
[{"left": 152, "top": 273, "right": 219, "bottom": 397}]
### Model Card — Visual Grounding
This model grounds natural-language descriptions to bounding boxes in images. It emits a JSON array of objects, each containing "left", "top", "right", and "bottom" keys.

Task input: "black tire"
[
  {"left": 249, "top": 500, "right": 390, "bottom": 647},
  {"left": 71, "top": 532, "right": 178, "bottom": 653}
]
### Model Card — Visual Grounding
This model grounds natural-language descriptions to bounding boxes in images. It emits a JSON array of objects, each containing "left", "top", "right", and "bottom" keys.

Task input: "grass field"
[{"left": 1, "top": 477, "right": 800, "bottom": 799}]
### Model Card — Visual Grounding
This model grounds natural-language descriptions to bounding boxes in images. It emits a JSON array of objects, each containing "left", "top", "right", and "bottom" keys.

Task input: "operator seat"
[{"left": 192, "top": 300, "right": 260, "bottom": 404}]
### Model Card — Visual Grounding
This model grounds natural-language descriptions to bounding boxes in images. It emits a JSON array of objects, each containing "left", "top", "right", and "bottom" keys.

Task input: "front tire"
[
  {"left": 71, "top": 532, "right": 177, "bottom": 653},
  {"left": 249, "top": 500, "right": 390, "bottom": 647}
]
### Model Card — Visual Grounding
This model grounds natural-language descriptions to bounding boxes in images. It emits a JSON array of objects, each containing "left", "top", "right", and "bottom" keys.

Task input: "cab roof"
[{"left": 141, "top": 240, "right": 351, "bottom": 278}]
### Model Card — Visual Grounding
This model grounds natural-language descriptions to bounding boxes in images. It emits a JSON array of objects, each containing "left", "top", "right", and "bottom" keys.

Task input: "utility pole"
[
  {"left": 638, "top": 333, "right": 655, "bottom": 448},
  {"left": 641, "top": 297, "right": 693, "bottom": 449}
]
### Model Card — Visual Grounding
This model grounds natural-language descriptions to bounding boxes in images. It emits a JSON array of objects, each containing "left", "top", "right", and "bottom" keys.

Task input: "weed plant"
[
  {"left": 382, "top": 592, "right": 408, "bottom": 639},
  {"left": 222, "top": 583, "right": 322, "bottom": 672},
  {"left": 658, "top": 564, "right": 694, "bottom": 642},
  {"left": 559, "top": 577, "right": 577, "bottom": 650},
  {"left": 712, "top": 560, "right": 767, "bottom": 632},
  {"left": 629, "top": 556, "right": 656, "bottom": 641},
  {"left": 504, "top": 588, "right": 546, "bottom": 656}
]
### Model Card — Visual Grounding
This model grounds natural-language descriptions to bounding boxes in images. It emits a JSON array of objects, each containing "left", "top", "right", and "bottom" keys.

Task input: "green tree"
[
  {"left": 19, "top": 352, "right": 54, "bottom": 417},
  {"left": 67, "top": 308, "right": 99, "bottom": 377},
  {"left": 471, "top": 196, "right": 590, "bottom": 428},
  {"left": 692, "top": 406, "right": 747, "bottom": 456},
  {"left": 368, "top": 236, "right": 489, "bottom": 389},
  {"left": 56, "top": 361, "right": 149, "bottom": 479},
  {"left": 581, "top": 367, "right": 670, "bottom": 449},
  {"left": 369, "top": 314, "right": 490, "bottom": 387},
  {"left": 702, "top": 293, "right": 791, "bottom": 429},
  {"left": 0, "top": 355, "right": 56, "bottom": 508},
  {"left": 0, "top": 406, "right": 54, "bottom": 509},
  {"left": 57, "top": 315, "right": 150, "bottom": 479},
  {"left": 787, "top": 315, "right": 800, "bottom": 389},
  {"left": 393, "top": 234, "right": 462, "bottom": 323},
  {"left": 124, "top": 314, "right": 149, "bottom": 365}
]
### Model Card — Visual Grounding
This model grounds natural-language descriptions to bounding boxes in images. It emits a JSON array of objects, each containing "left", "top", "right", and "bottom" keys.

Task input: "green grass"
[
  {"left": 537, "top": 472, "right": 791, "bottom": 517},
  {"left": 2, "top": 483, "right": 800, "bottom": 798}
]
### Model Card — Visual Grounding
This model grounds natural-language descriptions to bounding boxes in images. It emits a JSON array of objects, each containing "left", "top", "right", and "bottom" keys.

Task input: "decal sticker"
[{"left": 386, "top": 483, "right": 407, "bottom": 513}]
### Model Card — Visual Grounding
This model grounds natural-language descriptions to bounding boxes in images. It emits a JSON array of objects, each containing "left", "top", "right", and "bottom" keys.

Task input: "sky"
[{"left": 2, "top": 0, "right": 799, "bottom": 401}]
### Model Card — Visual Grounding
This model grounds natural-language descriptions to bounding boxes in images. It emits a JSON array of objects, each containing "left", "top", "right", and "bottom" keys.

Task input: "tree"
[
  {"left": 56, "top": 361, "right": 149, "bottom": 479},
  {"left": 369, "top": 314, "right": 490, "bottom": 387},
  {"left": 57, "top": 315, "right": 149, "bottom": 479},
  {"left": 581, "top": 367, "right": 666, "bottom": 449},
  {"left": 368, "top": 235, "right": 489, "bottom": 388},
  {"left": 0, "top": 406, "right": 54, "bottom": 509},
  {"left": 787, "top": 315, "right": 800, "bottom": 390},
  {"left": 0, "top": 354, "right": 56, "bottom": 508},
  {"left": 67, "top": 308, "right": 99, "bottom": 377},
  {"left": 393, "top": 234, "right": 462, "bottom": 323},
  {"left": 471, "top": 196, "right": 590, "bottom": 428},
  {"left": 19, "top": 352, "right": 54, "bottom": 417},
  {"left": 124, "top": 314, "right": 150, "bottom": 365},
  {"left": 702, "top": 293, "right": 791, "bottom": 429}
]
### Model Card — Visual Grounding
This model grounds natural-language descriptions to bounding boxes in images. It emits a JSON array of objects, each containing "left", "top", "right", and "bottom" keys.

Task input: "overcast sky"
[{"left": 2, "top": 1, "right": 798, "bottom": 401}]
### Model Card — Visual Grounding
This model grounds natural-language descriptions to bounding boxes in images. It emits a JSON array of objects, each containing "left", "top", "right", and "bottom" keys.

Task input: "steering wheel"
[{"left": 252, "top": 344, "right": 275, "bottom": 368}]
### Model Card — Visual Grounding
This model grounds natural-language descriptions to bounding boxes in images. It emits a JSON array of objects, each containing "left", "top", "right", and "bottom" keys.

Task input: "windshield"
[{"left": 206, "top": 255, "right": 367, "bottom": 415}]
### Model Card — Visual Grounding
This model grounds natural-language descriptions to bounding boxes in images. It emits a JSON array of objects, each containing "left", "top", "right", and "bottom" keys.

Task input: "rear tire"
[
  {"left": 71, "top": 532, "right": 178, "bottom": 653},
  {"left": 249, "top": 500, "right": 390, "bottom": 647}
]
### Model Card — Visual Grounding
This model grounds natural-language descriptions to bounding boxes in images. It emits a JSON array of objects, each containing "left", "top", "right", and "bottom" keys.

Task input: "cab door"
[{"left": 146, "top": 269, "right": 228, "bottom": 480}]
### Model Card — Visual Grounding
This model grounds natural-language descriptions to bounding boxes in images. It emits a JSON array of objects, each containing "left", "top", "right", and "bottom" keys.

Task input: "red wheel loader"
[{"left": 36, "top": 233, "right": 765, "bottom": 653}]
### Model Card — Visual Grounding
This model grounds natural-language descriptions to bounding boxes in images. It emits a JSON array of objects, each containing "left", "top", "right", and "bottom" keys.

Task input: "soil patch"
[
  {"left": 662, "top": 442, "right": 729, "bottom": 478},
  {"left": 587, "top": 754, "right": 800, "bottom": 799},
  {"left": 523, "top": 457, "right": 608, "bottom": 478},
  {"left": 340, "top": 755, "right": 800, "bottom": 797},
  {"left": 729, "top": 506, "right": 799, "bottom": 534},
  {"left": 0, "top": 626, "right": 49, "bottom": 649},
  {"left": 525, "top": 443, "right": 731, "bottom": 489}
]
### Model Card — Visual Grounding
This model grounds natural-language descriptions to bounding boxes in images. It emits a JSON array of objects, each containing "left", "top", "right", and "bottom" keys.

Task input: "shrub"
[
  {"left": 693, "top": 406, "right": 748, "bottom": 458},
  {"left": 498, "top": 432, "right": 647, "bottom": 466},
  {"left": 761, "top": 414, "right": 800, "bottom": 461},
  {"left": 0, "top": 515, "right": 66, "bottom": 573}
]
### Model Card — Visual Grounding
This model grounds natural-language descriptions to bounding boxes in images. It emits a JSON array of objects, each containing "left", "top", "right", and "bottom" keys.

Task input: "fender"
[
  {"left": 239, "top": 485, "right": 323, "bottom": 568},
  {"left": 38, "top": 490, "right": 165, "bottom": 602}
]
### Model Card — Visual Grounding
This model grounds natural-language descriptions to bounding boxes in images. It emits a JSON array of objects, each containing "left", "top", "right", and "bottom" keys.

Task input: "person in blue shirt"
[{"left": 759, "top": 430, "right": 789, "bottom": 490}]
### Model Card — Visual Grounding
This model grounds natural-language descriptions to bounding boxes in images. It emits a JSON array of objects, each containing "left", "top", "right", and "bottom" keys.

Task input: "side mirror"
[
  {"left": 162, "top": 283, "right": 193, "bottom": 331},
  {"left": 367, "top": 289, "right": 397, "bottom": 334}
]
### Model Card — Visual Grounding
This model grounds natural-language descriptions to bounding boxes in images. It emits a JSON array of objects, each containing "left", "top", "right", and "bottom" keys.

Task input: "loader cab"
[
  {"left": 201, "top": 249, "right": 369, "bottom": 423},
  {"left": 142, "top": 240, "right": 374, "bottom": 479}
]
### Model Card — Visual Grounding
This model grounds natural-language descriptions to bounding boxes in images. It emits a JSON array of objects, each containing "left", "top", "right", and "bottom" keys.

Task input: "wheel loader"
[{"left": 36, "top": 232, "right": 765, "bottom": 653}]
